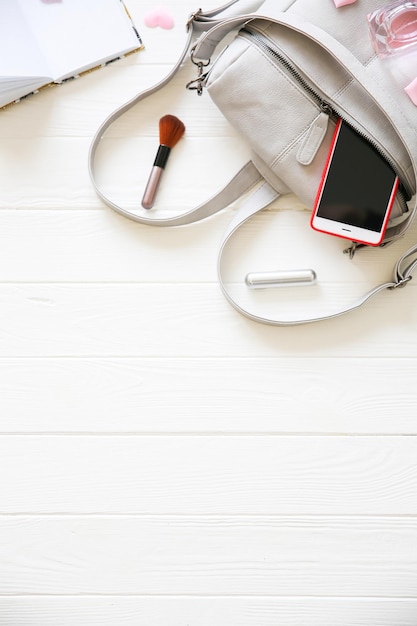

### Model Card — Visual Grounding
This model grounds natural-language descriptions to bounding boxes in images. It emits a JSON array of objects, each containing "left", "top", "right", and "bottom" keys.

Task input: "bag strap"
[
  {"left": 89, "top": 2, "right": 417, "bottom": 326},
  {"left": 217, "top": 180, "right": 415, "bottom": 326},
  {"left": 88, "top": 1, "right": 266, "bottom": 228}
]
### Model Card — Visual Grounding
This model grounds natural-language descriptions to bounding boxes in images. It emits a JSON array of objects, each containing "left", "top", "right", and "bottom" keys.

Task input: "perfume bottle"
[{"left": 367, "top": 0, "right": 417, "bottom": 104}]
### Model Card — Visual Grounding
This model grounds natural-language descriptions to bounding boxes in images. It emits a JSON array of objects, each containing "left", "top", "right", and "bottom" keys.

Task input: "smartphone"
[{"left": 310, "top": 118, "right": 399, "bottom": 246}]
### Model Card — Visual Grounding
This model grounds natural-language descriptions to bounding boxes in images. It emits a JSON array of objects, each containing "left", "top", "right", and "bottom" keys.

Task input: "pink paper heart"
[{"left": 144, "top": 6, "right": 174, "bottom": 30}]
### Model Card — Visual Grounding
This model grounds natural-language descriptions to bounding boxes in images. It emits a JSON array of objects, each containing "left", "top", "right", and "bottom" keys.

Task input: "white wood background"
[{"left": 1, "top": 1, "right": 417, "bottom": 624}]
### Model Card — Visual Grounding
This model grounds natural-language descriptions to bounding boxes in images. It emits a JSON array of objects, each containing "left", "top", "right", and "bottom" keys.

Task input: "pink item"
[
  {"left": 144, "top": 6, "right": 174, "bottom": 29},
  {"left": 333, "top": 0, "right": 357, "bottom": 6},
  {"left": 404, "top": 76, "right": 417, "bottom": 105}
]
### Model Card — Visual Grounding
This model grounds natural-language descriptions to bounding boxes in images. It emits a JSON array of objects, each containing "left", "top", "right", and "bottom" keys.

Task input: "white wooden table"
[{"left": 1, "top": 1, "right": 417, "bottom": 624}]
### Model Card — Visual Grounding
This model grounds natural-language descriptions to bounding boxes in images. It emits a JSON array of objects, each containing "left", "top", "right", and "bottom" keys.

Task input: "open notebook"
[{"left": 0, "top": 0, "right": 143, "bottom": 108}]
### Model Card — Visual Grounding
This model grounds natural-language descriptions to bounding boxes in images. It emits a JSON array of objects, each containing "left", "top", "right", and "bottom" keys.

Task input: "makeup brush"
[{"left": 141, "top": 114, "right": 186, "bottom": 209}]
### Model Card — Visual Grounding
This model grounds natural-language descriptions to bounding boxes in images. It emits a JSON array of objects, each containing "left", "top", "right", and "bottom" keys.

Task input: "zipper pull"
[{"left": 296, "top": 110, "right": 330, "bottom": 166}]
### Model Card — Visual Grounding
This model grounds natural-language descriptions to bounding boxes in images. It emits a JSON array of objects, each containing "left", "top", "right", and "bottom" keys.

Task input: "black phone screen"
[{"left": 316, "top": 121, "right": 397, "bottom": 232}]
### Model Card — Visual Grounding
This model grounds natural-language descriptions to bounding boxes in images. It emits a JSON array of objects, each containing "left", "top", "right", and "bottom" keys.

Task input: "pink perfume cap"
[
  {"left": 404, "top": 76, "right": 417, "bottom": 105},
  {"left": 333, "top": 0, "right": 357, "bottom": 6}
]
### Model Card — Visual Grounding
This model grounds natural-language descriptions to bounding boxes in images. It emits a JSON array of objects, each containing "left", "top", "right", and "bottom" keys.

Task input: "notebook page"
[
  {"left": 0, "top": 1, "right": 50, "bottom": 78},
  {"left": 17, "top": 0, "right": 141, "bottom": 81}
]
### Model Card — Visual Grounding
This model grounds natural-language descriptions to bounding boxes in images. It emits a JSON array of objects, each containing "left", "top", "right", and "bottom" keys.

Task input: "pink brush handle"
[{"left": 141, "top": 166, "right": 164, "bottom": 209}]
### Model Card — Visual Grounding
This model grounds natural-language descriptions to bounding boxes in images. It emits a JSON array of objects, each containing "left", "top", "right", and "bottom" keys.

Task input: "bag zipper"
[{"left": 240, "top": 27, "right": 413, "bottom": 207}]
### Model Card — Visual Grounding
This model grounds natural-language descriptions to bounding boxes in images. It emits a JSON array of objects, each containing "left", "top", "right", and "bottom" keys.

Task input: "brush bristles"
[{"left": 159, "top": 114, "right": 185, "bottom": 148}]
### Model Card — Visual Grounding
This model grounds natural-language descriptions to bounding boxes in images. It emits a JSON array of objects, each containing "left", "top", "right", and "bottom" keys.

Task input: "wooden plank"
[
  {"left": 0, "top": 357, "right": 416, "bottom": 434},
  {"left": 1, "top": 437, "right": 417, "bottom": 514},
  {"left": 1, "top": 209, "right": 417, "bottom": 283},
  {"left": 0, "top": 210, "right": 223, "bottom": 282},
  {"left": 1, "top": 597, "right": 416, "bottom": 626},
  {"left": 0, "top": 64, "right": 236, "bottom": 138},
  {"left": 0, "top": 516, "right": 416, "bottom": 596},
  {"left": 0, "top": 135, "right": 248, "bottom": 210},
  {"left": 0, "top": 282, "right": 415, "bottom": 357}
]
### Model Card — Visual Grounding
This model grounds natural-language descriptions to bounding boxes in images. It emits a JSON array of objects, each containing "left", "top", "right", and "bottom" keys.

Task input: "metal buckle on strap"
[
  {"left": 389, "top": 275, "right": 412, "bottom": 289},
  {"left": 186, "top": 8, "right": 203, "bottom": 30},
  {"left": 186, "top": 47, "right": 210, "bottom": 95},
  {"left": 343, "top": 242, "right": 366, "bottom": 259}
]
